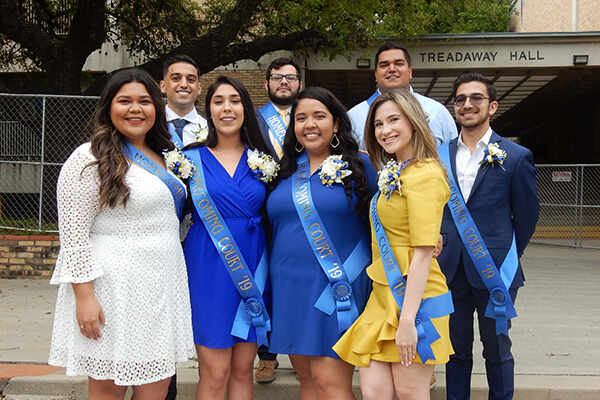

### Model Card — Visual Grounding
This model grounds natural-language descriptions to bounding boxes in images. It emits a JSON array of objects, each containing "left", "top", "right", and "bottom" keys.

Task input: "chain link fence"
[
  {"left": 0, "top": 94, "right": 98, "bottom": 232},
  {"left": 1, "top": 94, "right": 600, "bottom": 248},
  {"left": 533, "top": 164, "right": 600, "bottom": 249}
]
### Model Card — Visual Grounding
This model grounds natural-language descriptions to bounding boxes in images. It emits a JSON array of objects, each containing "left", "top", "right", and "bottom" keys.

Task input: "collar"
[
  {"left": 165, "top": 105, "right": 200, "bottom": 123},
  {"left": 458, "top": 127, "right": 492, "bottom": 150},
  {"left": 271, "top": 102, "right": 292, "bottom": 113}
]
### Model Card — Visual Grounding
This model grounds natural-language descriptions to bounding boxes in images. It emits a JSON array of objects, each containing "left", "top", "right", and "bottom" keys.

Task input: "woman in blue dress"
[
  {"left": 267, "top": 86, "right": 377, "bottom": 399},
  {"left": 183, "top": 76, "right": 274, "bottom": 400}
]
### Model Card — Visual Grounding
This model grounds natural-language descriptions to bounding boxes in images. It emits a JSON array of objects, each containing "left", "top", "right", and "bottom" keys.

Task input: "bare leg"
[
  {"left": 131, "top": 377, "right": 171, "bottom": 400},
  {"left": 195, "top": 345, "right": 232, "bottom": 400},
  {"left": 359, "top": 360, "right": 395, "bottom": 400},
  {"left": 88, "top": 378, "right": 128, "bottom": 400},
  {"left": 226, "top": 342, "right": 257, "bottom": 400},
  {"left": 391, "top": 362, "right": 435, "bottom": 400},
  {"left": 309, "top": 356, "right": 355, "bottom": 400},
  {"left": 289, "top": 354, "right": 318, "bottom": 400}
]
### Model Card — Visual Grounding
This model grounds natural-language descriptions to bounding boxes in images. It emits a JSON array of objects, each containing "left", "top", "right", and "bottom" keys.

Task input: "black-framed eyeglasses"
[
  {"left": 453, "top": 94, "right": 489, "bottom": 107},
  {"left": 269, "top": 74, "right": 299, "bottom": 83}
]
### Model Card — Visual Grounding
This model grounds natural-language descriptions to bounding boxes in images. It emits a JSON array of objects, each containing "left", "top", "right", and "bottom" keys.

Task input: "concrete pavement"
[{"left": 1, "top": 244, "right": 599, "bottom": 399}]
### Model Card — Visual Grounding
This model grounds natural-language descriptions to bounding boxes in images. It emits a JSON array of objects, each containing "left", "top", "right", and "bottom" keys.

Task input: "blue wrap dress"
[{"left": 184, "top": 146, "right": 267, "bottom": 348}]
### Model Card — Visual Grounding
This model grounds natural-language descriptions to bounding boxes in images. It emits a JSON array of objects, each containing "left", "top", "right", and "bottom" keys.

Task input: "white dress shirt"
[
  {"left": 165, "top": 105, "right": 208, "bottom": 146},
  {"left": 456, "top": 127, "right": 492, "bottom": 202}
]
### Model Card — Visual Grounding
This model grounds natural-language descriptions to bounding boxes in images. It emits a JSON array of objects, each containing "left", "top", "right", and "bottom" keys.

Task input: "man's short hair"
[
  {"left": 452, "top": 72, "right": 498, "bottom": 102},
  {"left": 375, "top": 42, "right": 412, "bottom": 67},
  {"left": 162, "top": 54, "right": 199, "bottom": 78},
  {"left": 266, "top": 57, "right": 302, "bottom": 81}
]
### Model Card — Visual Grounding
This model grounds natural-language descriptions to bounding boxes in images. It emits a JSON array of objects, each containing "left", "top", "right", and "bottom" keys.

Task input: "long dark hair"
[
  {"left": 276, "top": 86, "right": 371, "bottom": 214},
  {"left": 88, "top": 68, "right": 173, "bottom": 209},
  {"left": 186, "top": 75, "right": 271, "bottom": 154}
]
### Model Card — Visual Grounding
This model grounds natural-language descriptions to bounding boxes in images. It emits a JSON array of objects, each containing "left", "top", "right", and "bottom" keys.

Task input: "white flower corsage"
[
  {"left": 192, "top": 126, "right": 209, "bottom": 143},
  {"left": 378, "top": 159, "right": 412, "bottom": 201},
  {"left": 318, "top": 155, "right": 352, "bottom": 187},
  {"left": 247, "top": 149, "right": 279, "bottom": 183},
  {"left": 479, "top": 143, "right": 506, "bottom": 171},
  {"left": 163, "top": 148, "right": 196, "bottom": 179}
]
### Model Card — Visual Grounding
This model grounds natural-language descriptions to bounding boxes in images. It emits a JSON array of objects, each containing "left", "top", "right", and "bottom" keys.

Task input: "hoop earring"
[
  {"left": 295, "top": 141, "right": 304, "bottom": 153},
  {"left": 330, "top": 133, "right": 340, "bottom": 149}
]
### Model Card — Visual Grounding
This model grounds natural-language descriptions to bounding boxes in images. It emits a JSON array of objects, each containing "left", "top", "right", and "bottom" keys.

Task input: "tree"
[{"left": 0, "top": 0, "right": 515, "bottom": 95}]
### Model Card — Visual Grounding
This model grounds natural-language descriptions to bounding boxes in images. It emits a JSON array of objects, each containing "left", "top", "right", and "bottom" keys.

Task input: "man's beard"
[{"left": 268, "top": 89, "right": 296, "bottom": 107}]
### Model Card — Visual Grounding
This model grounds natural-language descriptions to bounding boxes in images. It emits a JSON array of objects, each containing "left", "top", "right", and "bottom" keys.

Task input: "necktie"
[
  {"left": 172, "top": 119, "right": 188, "bottom": 139},
  {"left": 278, "top": 110, "right": 289, "bottom": 127}
]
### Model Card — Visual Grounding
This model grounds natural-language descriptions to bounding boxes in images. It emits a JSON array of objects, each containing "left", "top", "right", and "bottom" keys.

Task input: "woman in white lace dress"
[{"left": 49, "top": 69, "right": 194, "bottom": 399}]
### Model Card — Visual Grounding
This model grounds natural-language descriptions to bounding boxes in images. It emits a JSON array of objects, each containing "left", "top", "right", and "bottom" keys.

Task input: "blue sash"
[
  {"left": 184, "top": 147, "right": 270, "bottom": 346},
  {"left": 258, "top": 103, "right": 286, "bottom": 150},
  {"left": 366, "top": 91, "right": 380, "bottom": 107},
  {"left": 291, "top": 152, "right": 369, "bottom": 333},
  {"left": 168, "top": 124, "right": 185, "bottom": 149},
  {"left": 438, "top": 143, "right": 518, "bottom": 336},
  {"left": 370, "top": 192, "right": 454, "bottom": 363},
  {"left": 123, "top": 141, "right": 186, "bottom": 220}
]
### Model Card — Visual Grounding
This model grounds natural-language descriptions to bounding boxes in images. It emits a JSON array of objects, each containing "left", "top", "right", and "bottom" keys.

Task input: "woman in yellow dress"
[{"left": 333, "top": 89, "right": 453, "bottom": 400}]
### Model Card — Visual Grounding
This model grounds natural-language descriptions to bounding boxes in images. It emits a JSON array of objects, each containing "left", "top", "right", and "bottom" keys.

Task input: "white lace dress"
[{"left": 48, "top": 143, "right": 195, "bottom": 386}]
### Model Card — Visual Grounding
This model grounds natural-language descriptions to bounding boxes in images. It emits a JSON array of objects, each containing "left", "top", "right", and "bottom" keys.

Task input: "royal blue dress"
[
  {"left": 184, "top": 146, "right": 267, "bottom": 348},
  {"left": 266, "top": 152, "right": 377, "bottom": 357}
]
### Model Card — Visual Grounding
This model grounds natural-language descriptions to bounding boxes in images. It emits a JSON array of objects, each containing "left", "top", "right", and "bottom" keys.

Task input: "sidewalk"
[{"left": 1, "top": 244, "right": 599, "bottom": 399}]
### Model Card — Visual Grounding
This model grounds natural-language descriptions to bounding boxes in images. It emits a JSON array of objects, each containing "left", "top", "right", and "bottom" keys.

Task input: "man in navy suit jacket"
[
  {"left": 437, "top": 73, "right": 539, "bottom": 400},
  {"left": 256, "top": 57, "right": 303, "bottom": 162}
]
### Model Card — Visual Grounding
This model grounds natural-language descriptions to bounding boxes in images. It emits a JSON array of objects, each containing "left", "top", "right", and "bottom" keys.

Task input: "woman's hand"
[
  {"left": 395, "top": 317, "right": 417, "bottom": 366},
  {"left": 73, "top": 282, "right": 105, "bottom": 340}
]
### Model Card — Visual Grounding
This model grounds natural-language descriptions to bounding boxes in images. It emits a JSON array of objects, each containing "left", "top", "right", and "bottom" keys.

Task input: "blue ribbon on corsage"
[
  {"left": 439, "top": 143, "right": 518, "bottom": 336},
  {"left": 184, "top": 147, "right": 270, "bottom": 346},
  {"left": 123, "top": 140, "right": 186, "bottom": 220},
  {"left": 291, "top": 152, "right": 369, "bottom": 333},
  {"left": 370, "top": 191, "right": 454, "bottom": 363}
]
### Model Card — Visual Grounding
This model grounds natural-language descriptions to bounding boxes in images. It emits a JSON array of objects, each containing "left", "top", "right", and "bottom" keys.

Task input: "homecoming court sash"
[
  {"left": 123, "top": 140, "right": 186, "bottom": 220},
  {"left": 438, "top": 143, "right": 518, "bottom": 336},
  {"left": 366, "top": 91, "right": 380, "bottom": 107},
  {"left": 370, "top": 192, "right": 454, "bottom": 363},
  {"left": 292, "top": 152, "right": 370, "bottom": 333},
  {"left": 184, "top": 147, "right": 270, "bottom": 347},
  {"left": 258, "top": 102, "right": 286, "bottom": 151}
]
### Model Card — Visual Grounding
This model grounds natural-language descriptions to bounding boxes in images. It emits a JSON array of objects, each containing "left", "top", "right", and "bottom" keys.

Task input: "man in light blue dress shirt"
[{"left": 348, "top": 42, "right": 458, "bottom": 150}]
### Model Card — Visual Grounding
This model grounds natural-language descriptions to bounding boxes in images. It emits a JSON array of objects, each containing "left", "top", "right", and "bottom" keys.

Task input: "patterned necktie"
[
  {"left": 172, "top": 119, "right": 188, "bottom": 139},
  {"left": 277, "top": 110, "right": 289, "bottom": 127}
]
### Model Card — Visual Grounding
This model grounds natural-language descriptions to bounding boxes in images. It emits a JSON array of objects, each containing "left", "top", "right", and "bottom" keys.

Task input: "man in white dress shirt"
[
  {"left": 348, "top": 42, "right": 458, "bottom": 150},
  {"left": 161, "top": 54, "right": 208, "bottom": 146}
]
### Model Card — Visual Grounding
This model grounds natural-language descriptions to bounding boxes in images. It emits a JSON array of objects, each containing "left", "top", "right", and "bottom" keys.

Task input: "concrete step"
[{"left": 2, "top": 367, "right": 600, "bottom": 400}]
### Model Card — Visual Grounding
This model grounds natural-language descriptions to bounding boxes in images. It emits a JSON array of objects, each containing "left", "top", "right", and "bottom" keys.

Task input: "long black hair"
[
  {"left": 185, "top": 75, "right": 271, "bottom": 155},
  {"left": 276, "top": 86, "right": 371, "bottom": 215}
]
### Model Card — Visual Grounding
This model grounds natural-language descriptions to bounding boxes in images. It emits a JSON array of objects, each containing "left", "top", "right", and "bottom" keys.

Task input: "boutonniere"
[
  {"left": 163, "top": 148, "right": 196, "bottom": 179},
  {"left": 247, "top": 148, "right": 279, "bottom": 183},
  {"left": 192, "top": 126, "right": 209, "bottom": 143},
  {"left": 377, "top": 159, "right": 412, "bottom": 201},
  {"left": 318, "top": 155, "right": 352, "bottom": 187},
  {"left": 479, "top": 143, "right": 506, "bottom": 171}
]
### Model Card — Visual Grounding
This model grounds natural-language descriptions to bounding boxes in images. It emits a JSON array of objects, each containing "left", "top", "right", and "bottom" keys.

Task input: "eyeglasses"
[
  {"left": 269, "top": 74, "right": 299, "bottom": 83},
  {"left": 453, "top": 94, "right": 489, "bottom": 107}
]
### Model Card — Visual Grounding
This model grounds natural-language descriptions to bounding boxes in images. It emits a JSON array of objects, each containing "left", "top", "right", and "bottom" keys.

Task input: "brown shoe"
[
  {"left": 255, "top": 359, "right": 279, "bottom": 383},
  {"left": 429, "top": 372, "right": 436, "bottom": 389}
]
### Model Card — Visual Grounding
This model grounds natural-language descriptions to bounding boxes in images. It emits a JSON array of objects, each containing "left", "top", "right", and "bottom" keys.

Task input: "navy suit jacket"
[
  {"left": 437, "top": 131, "right": 540, "bottom": 290},
  {"left": 255, "top": 108, "right": 280, "bottom": 162}
]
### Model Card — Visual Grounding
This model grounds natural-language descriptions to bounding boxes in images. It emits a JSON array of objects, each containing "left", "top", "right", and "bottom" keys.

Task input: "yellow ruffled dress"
[{"left": 333, "top": 161, "right": 453, "bottom": 366}]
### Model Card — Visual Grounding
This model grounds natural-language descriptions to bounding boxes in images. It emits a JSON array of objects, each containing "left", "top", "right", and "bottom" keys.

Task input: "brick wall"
[
  {"left": 197, "top": 70, "right": 270, "bottom": 114},
  {"left": 0, "top": 235, "right": 59, "bottom": 279}
]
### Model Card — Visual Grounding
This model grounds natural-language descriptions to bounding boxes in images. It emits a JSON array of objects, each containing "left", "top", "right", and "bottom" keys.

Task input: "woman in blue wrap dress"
[{"left": 183, "top": 76, "right": 274, "bottom": 400}]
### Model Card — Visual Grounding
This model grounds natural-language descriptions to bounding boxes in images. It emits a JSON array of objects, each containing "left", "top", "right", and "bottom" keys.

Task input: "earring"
[
  {"left": 330, "top": 133, "right": 340, "bottom": 149},
  {"left": 295, "top": 141, "right": 304, "bottom": 153}
]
